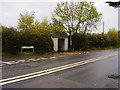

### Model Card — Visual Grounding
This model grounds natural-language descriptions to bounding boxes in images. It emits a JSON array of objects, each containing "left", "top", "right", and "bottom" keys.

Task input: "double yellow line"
[{"left": 0, "top": 52, "right": 118, "bottom": 86}]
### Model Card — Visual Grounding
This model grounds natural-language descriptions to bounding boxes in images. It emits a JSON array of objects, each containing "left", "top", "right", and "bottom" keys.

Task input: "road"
[{"left": 1, "top": 49, "right": 119, "bottom": 88}]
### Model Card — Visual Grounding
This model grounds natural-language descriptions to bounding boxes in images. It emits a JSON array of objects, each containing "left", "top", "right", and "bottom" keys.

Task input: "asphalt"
[{"left": 2, "top": 49, "right": 119, "bottom": 88}]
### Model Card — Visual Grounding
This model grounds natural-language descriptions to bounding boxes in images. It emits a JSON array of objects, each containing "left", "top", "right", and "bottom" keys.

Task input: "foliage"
[
  {"left": 90, "top": 34, "right": 109, "bottom": 48},
  {"left": 19, "top": 31, "right": 53, "bottom": 54},
  {"left": 18, "top": 12, "right": 52, "bottom": 36},
  {"left": 2, "top": 25, "right": 53, "bottom": 55},
  {"left": 88, "top": 29, "right": 119, "bottom": 48},
  {"left": 50, "top": 17, "right": 65, "bottom": 32},
  {"left": 72, "top": 33, "right": 89, "bottom": 51},
  {"left": 18, "top": 12, "right": 35, "bottom": 31},
  {"left": 31, "top": 18, "right": 52, "bottom": 36},
  {"left": 1, "top": 8, "right": 119, "bottom": 55},
  {"left": 52, "top": 1, "right": 102, "bottom": 35},
  {"left": 107, "top": 28, "right": 119, "bottom": 46},
  {"left": 72, "top": 28, "right": 119, "bottom": 51},
  {"left": 2, "top": 26, "right": 20, "bottom": 54}
]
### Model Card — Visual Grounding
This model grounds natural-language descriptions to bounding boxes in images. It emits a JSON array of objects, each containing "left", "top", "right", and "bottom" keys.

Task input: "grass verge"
[{"left": 2, "top": 45, "right": 120, "bottom": 56}]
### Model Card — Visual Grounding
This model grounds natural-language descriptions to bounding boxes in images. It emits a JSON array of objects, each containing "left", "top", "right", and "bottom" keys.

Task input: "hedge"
[
  {"left": 72, "top": 33, "right": 89, "bottom": 51},
  {"left": 2, "top": 27, "right": 53, "bottom": 54},
  {"left": 72, "top": 32, "right": 119, "bottom": 51},
  {"left": 2, "top": 26, "right": 119, "bottom": 54}
]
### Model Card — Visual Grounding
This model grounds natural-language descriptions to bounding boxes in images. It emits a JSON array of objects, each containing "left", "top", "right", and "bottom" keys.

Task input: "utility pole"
[
  {"left": 69, "top": 2, "right": 74, "bottom": 51},
  {"left": 103, "top": 21, "right": 104, "bottom": 35}
]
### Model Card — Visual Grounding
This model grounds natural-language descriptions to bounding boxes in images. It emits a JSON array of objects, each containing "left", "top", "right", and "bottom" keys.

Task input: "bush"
[
  {"left": 19, "top": 32, "right": 53, "bottom": 54},
  {"left": 107, "top": 29, "right": 119, "bottom": 46},
  {"left": 72, "top": 33, "right": 89, "bottom": 51},
  {"left": 2, "top": 25, "right": 119, "bottom": 55},
  {"left": 2, "top": 26, "right": 53, "bottom": 55},
  {"left": 2, "top": 26, "right": 20, "bottom": 54},
  {"left": 88, "top": 34, "right": 112, "bottom": 48},
  {"left": 88, "top": 30, "right": 119, "bottom": 48},
  {"left": 88, "top": 34, "right": 98, "bottom": 48}
]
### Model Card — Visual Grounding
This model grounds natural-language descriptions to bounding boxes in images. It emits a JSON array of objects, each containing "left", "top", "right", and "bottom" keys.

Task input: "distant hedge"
[
  {"left": 72, "top": 30, "right": 120, "bottom": 51},
  {"left": 2, "top": 26, "right": 120, "bottom": 55},
  {"left": 72, "top": 33, "right": 89, "bottom": 51},
  {"left": 2, "top": 26, "right": 53, "bottom": 55},
  {"left": 2, "top": 27, "right": 20, "bottom": 54},
  {"left": 19, "top": 31, "right": 53, "bottom": 53}
]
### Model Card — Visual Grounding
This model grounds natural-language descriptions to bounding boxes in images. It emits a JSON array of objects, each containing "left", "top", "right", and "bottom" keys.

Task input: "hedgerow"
[{"left": 2, "top": 26, "right": 53, "bottom": 55}]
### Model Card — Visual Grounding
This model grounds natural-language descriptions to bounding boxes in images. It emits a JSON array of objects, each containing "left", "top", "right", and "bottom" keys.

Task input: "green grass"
[
  {"left": 101, "top": 47, "right": 114, "bottom": 50},
  {"left": 2, "top": 52, "right": 35, "bottom": 56},
  {"left": 86, "top": 45, "right": 120, "bottom": 51},
  {"left": 115, "top": 44, "right": 120, "bottom": 48},
  {"left": 99, "top": 45, "right": 120, "bottom": 50},
  {"left": 2, "top": 52, "right": 14, "bottom": 56},
  {"left": 2, "top": 45, "right": 120, "bottom": 56},
  {"left": 2, "top": 50, "right": 55, "bottom": 56},
  {"left": 17, "top": 52, "right": 34, "bottom": 56}
]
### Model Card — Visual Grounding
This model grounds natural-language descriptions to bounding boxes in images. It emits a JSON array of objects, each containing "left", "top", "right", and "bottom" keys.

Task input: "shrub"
[
  {"left": 2, "top": 26, "right": 53, "bottom": 55},
  {"left": 2, "top": 26, "right": 20, "bottom": 54},
  {"left": 107, "top": 29, "right": 119, "bottom": 46},
  {"left": 88, "top": 34, "right": 112, "bottom": 48},
  {"left": 19, "top": 31, "right": 53, "bottom": 54},
  {"left": 88, "top": 34, "right": 98, "bottom": 48},
  {"left": 72, "top": 33, "right": 89, "bottom": 51}
]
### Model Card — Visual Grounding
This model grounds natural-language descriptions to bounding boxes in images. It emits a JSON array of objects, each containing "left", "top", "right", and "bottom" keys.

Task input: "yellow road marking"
[{"left": 0, "top": 52, "right": 118, "bottom": 86}]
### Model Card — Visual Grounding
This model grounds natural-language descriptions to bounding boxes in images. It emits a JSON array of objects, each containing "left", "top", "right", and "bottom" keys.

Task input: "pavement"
[{"left": 1, "top": 49, "right": 119, "bottom": 88}]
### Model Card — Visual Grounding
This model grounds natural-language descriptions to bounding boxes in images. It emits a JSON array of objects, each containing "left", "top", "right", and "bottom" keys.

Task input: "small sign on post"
[{"left": 21, "top": 46, "right": 34, "bottom": 53}]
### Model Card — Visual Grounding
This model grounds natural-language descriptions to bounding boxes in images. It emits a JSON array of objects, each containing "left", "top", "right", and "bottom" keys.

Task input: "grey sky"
[{"left": 0, "top": 0, "right": 118, "bottom": 33}]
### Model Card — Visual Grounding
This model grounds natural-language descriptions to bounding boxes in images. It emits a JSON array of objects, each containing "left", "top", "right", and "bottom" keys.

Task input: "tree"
[
  {"left": 18, "top": 12, "right": 35, "bottom": 31},
  {"left": 52, "top": 1, "right": 102, "bottom": 34},
  {"left": 107, "top": 28, "right": 119, "bottom": 46},
  {"left": 108, "top": 28, "right": 118, "bottom": 39},
  {"left": 18, "top": 12, "right": 52, "bottom": 36},
  {"left": 31, "top": 18, "right": 52, "bottom": 36},
  {"left": 50, "top": 17, "right": 65, "bottom": 32}
]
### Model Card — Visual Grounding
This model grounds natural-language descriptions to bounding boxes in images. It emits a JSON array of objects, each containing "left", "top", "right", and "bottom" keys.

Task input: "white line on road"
[
  {"left": 0, "top": 52, "right": 118, "bottom": 86},
  {"left": 40, "top": 58, "right": 48, "bottom": 60},
  {"left": 49, "top": 57, "right": 56, "bottom": 59},
  {"left": 17, "top": 60, "right": 25, "bottom": 63},
  {"left": 2, "top": 62, "right": 12, "bottom": 65},
  {"left": 28, "top": 59, "right": 36, "bottom": 61}
]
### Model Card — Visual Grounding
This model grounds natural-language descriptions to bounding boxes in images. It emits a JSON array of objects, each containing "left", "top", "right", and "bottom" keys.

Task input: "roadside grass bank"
[
  {"left": 100, "top": 45, "right": 120, "bottom": 50},
  {"left": 88, "top": 45, "right": 120, "bottom": 51},
  {"left": 2, "top": 45, "right": 120, "bottom": 57},
  {"left": 2, "top": 51, "right": 55, "bottom": 57}
]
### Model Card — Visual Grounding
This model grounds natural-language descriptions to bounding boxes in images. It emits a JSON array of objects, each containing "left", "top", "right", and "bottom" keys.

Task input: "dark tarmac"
[{"left": 2, "top": 49, "right": 119, "bottom": 88}]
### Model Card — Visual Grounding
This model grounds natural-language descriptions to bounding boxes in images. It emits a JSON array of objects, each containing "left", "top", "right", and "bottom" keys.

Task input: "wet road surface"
[{"left": 2, "top": 49, "right": 119, "bottom": 88}]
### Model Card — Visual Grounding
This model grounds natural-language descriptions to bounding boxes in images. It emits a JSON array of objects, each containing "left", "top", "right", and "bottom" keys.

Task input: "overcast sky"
[{"left": 0, "top": 0, "right": 119, "bottom": 33}]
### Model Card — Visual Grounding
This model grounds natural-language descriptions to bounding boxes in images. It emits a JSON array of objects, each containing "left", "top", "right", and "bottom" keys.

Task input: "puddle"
[{"left": 108, "top": 75, "right": 120, "bottom": 79}]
